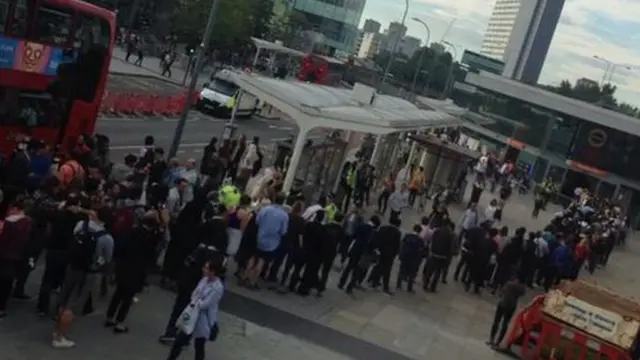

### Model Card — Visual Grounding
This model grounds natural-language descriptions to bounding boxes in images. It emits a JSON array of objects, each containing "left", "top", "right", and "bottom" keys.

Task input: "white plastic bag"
[{"left": 176, "top": 302, "right": 200, "bottom": 335}]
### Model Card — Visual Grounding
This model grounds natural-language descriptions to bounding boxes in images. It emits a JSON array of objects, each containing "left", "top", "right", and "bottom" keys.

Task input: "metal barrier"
[{"left": 99, "top": 91, "right": 195, "bottom": 118}]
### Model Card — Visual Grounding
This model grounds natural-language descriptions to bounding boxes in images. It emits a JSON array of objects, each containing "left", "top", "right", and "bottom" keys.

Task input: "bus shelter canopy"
[
  {"left": 250, "top": 37, "right": 344, "bottom": 65},
  {"left": 233, "top": 72, "right": 465, "bottom": 135},
  {"left": 230, "top": 71, "right": 466, "bottom": 191},
  {"left": 251, "top": 37, "right": 305, "bottom": 58}
]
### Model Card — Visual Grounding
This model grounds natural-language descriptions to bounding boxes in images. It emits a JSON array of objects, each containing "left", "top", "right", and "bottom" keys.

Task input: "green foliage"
[
  {"left": 371, "top": 45, "right": 458, "bottom": 93},
  {"left": 546, "top": 79, "right": 640, "bottom": 118},
  {"left": 171, "top": 0, "right": 267, "bottom": 48},
  {"left": 252, "top": 0, "right": 274, "bottom": 39}
]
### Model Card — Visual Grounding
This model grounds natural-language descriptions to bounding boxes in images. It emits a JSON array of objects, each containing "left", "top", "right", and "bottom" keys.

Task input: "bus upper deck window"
[
  {"left": 71, "top": 14, "right": 110, "bottom": 102},
  {"left": 0, "top": 0, "right": 8, "bottom": 34},
  {"left": 34, "top": 4, "right": 73, "bottom": 46},
  {"left": 10, "top": 0, "right": 29, "bottom": 36}
]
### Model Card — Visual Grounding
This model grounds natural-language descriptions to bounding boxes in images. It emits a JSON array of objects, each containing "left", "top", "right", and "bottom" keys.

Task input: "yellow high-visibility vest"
[{"left": 225, "top": 91, "right": 239, "bottom": 109}]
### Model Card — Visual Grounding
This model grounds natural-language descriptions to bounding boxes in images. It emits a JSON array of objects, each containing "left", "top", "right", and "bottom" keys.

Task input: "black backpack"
[{"left": 68, "top": 220, "right": 107, "bottom": 271}]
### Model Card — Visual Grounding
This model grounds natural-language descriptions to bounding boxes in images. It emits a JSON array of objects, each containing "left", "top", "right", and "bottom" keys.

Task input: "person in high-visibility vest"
[
  {"left": 324, "top": 193, "right": 338, "bottom": 223},
  {"left": 219, "top": 184, "right": 241, "bottom": 209},
  {"left": 225, "top": 91, "right": 239, "bottom": 109}
]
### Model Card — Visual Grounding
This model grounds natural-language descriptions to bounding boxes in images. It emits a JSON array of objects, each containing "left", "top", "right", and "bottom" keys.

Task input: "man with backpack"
[
  {"left": 36, "top": 193, "right": 86, "bottom": 317},
  {"left": 52, "top": 208, "right": 114, "bottom": 349}
]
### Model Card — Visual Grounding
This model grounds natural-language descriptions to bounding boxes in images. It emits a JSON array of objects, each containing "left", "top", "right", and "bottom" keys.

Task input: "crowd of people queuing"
[{"left": 0, "top": 131, "right": 631, "bottom": 358}]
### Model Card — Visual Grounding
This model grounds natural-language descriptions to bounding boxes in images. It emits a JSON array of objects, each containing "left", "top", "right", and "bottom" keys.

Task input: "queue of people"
[{"left": 0, "top": 132, "right": 630, "bottom": 360}]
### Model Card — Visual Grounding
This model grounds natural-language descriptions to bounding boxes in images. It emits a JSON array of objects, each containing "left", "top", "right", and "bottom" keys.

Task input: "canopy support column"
[
  {"left": 369, "top": 135, "right": 382, "bottom": 166},
  {"left": 283, "top": 126, "right": 309, "bottom": 193},
  {"left": 252, "top": 47, "right": 262, "bottom": 68},
  {"left": 407, "top": 140, "right": 418, "bottom": 165}
]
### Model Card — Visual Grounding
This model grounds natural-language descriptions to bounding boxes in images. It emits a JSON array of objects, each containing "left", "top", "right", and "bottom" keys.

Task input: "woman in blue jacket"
[{"left": 167, "top": 254, "right": 225, "bottom": 360}]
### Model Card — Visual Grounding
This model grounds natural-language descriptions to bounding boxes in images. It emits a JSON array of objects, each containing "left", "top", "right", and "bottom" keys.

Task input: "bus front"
[{"left": 0, "top": 0, "right": 114, "bottom": 155}]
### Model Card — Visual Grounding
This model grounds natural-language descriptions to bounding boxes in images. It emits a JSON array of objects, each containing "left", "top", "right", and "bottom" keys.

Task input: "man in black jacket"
[
  {"left": 337, "top": 215, "right": 380, "bottom": 295},
  {"left": 423, "top": 220, "right": 455, "bottom": 292},
  {"left": 368, "top": 216, "right": 401, "bottom": 294},
  {"left": 319, "top": 213, "right": 345, "bottom": 293},
  {"left": 36, "top": 194, "right": 86, "bottom": 317},
  {"left": 463, "top": 221, "right": 493, "bottom": 294}
]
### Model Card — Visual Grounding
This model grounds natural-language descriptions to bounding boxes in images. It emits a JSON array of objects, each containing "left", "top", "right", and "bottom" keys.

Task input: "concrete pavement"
[
  {"left": 0, "top": 285, "right": 352, "bottom": 360},
  {"left": 109, "top": 47, "right": 209, "bottom": 87}
]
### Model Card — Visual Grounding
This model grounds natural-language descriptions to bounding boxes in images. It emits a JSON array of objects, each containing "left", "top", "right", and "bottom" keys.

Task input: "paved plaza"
[{"left": 3, "top": 50, "right": 639, "bottom": 359}]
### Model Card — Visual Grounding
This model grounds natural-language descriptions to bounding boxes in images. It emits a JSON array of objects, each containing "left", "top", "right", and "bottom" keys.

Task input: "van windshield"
[{"left": 207, "top": 78, "right": 237, "bottom": 96}]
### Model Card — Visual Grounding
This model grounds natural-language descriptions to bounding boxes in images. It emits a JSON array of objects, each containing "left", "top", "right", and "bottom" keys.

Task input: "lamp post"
[
  {"left": 593, "top": 55, "right": 612, "bottom": 87},
  {"left": 410, "top": 17, "right": 430, "bottom": 95},
  {"left": 370, "top": 0, "right": 410, "bottom": 166},
  {"left": 379, "top": 0, "right": 410, "bottom": 88},
  {"left": 441, "top": 40, "right": 457, "bottom": 100},
  {"left": 607, "top": 64, "right": 632, "bottom": 84},
  {"left": 593, "top": 55, "right": 632, "bottom": 86},
  {"left": 168, "top": 0, "right": 222, "bottom": 159}
]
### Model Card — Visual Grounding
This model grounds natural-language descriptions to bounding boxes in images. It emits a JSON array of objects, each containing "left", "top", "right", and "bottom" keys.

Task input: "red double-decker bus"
[
  {"left": 298, "top": 53, "right": 346, "bottom": 86},
  {"left": 0, "top": 0, "right": 115, "bottom": 154}
]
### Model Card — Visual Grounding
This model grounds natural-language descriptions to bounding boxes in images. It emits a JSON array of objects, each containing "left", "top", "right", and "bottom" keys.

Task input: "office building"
[
  {"left": 480, "top": 0, "right": 521, "bottom": 60},
  {"left": 400, "top": 36, "right": 421, "bottom": 57},
  {"left": 289, "top": 0, "right": 367, "bottom": 55},
  {"left": 502, "top": 0, "right": 565, "bottom": 83},
  {"left": 379, "top": 21, "right": 408, "bottom": 53},
  {"left": 356, "top": 32, "right": 382, "bottom": 58},
  {"left": 362, "top": 19, "right": 381, "bottom": 34}
]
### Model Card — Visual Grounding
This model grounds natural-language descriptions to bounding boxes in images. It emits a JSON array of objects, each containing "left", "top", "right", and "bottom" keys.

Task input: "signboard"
[
  {"left": 543, "top": 290, "right": 640, "bottom": 350},
  {"left": 460, "top": 50, "right": 505, "bottom": 75},
  {"left": 0, "top": 36, "right": 73, "bottom": 76}
]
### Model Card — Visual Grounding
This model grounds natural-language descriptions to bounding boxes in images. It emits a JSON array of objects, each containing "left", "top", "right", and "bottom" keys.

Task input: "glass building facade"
[
  {"left": 453, "top": 88, "right": 640, "bottom": 227},
  {"left": 293, "top": 0, "right": 365, "bottom": 55}
]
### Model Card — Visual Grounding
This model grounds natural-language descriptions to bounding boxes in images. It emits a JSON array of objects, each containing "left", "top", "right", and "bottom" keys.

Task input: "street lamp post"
[
  {"left": 593, "top": 55, "right": 633, "bottom": 86},
  {"left": 607, "top": 64, "right": 632, "bottom": 84},
  {"left": 168, "top": 0, "right": 222, "bottom": 159},
  {"left": 379, "top": 0, "right": 410, "bottom": 88},
  {"left": 370, "top": 0, "right": 410, "bottom": 166},
  {"left": 410, "top": 17, "right": 430, "bottom": 95},
  {"left": 593, "top": 55, "right": 612, "bottom": 86},
  {"left": 441, "top": 40, "right": 457, "bottom": 100}
]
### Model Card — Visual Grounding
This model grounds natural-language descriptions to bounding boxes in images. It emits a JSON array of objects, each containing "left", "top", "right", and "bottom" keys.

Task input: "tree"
[
  {"left": 171, "top": 0, "right": 256, "bottom": 48},
  {"left": 546, "top": 79, "right": 640, "bottom": 118},
  {"left": 371, "top": 46, "right": 456, "bottom": 94},
  {"left": 251, "top": 0, "right": 274, "bottom": 39}
]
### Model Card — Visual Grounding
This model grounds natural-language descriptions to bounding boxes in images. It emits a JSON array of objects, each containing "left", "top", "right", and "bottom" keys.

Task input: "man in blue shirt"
[{"left": 242, "top": 193, "right": 288, "bottom": 289}]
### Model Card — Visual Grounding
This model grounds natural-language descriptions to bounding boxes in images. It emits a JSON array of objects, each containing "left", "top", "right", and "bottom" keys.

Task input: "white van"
[{"left": 196, "top": 69, "right": 260, "bottom": 118}]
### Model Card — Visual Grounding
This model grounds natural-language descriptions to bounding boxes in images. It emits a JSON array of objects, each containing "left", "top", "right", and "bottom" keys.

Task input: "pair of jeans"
[
  {"left": 377, "top": 190, "right": 390, "bottom": 214},
  {"left": 36, "top": 250, "right": 68, "bottom": 314},
  {"left": 423, "top": 256, "right": 447, "bottom": 292},
  {"left": 167, "top": 331, "right": 206, "bottom": 360},
  {"left": 490, "top": 304, "right": 516, "bottom": 345},
  {"left": 163, "top": 291, "right": 192, "bottom": 337},
  {"left": 0, "top": 277, "right": 13, "bottom": 311},
  {"left": 106, "top": 283, "right": 136, "bottom": 323}
]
